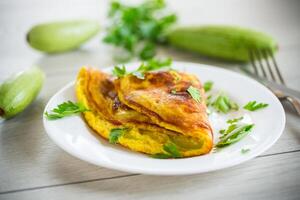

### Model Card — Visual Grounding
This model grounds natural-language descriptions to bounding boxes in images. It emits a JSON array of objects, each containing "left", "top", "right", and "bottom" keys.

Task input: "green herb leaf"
[
  {"left": 243, "top": 101, "right": 268, "bottom": 111},
  {"left": 241, "top": 148, "right": 250, "bottom": 154},
  {"left": 203, "top": 81, "right": 213, "bottom": 92},
  {"left": 226, "top": 124, "right": 238, "bottom": 134},
  {"left": 227, "top": 117, "right": 243, "bottom": 124},
  {"left": 133, "top": 57, "right": 172, "bottom": 79},
  {"left": 103, "top": 0, "right": 177, "bottom": 60},
  {"left": 216, "top": 124, "right": 254, "bottom": 148},
  {"left": 137, "top": 57, "right": 172, "bottom": 72},
  {"left": 219, "top": 124, "right": 239, "bottom": 139},
  {"left": 131, "top": 71, "right": 145, "bottom": 79},
  {"left": 139, "top": 42, "right": 156, "bottom": 60},
  {"left": 211, "top": 93, "right": 239, "bottom": 113},
  {"left": 45, "top": 101, "right": 88, "bottom": 120},
  {"left": 112, "top": 65, "right": 127, "bottom": 78},
  {"left": 219, "top": 129, "right": 225, "bottom": 134},
  {"left": 109, "top": 128, "right": 127, "bottom": 144},
  {"left": 163, "top": 142, "right": 181, "bottom": 158},
  {"left": 112, "top": 58, "right": 172, "bottom": 79},
  {"left": 187, "top": 86, "right": 201, "bottom": 103}
]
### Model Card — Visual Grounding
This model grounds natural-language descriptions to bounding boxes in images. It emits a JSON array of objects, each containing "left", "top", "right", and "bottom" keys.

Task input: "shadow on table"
[
  {"left": 34, "top": 45, "right": 247, "bottom": 75},
  {"left": 34, "top": 48, "right": 115, "bottom": 77},
  {"left": 282, "top": 101, "right": 300, "bottom": 140},
  {"left": 158, "top": 45, "right": 246, "bottom": 69},
  {"left": 0, "top": 98, "right": 46, "bottom": 163},
  {"left": 0, "top": 48, "right": 116, "bottom": 180},
  {"left": 53, "top": 164, "right": 236, "bottom": 197}
]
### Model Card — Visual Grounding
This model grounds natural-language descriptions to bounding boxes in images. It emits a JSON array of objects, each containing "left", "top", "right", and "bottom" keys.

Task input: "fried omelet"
[{"left": 76, "top": 67, "right": 213, "bottom": 158}]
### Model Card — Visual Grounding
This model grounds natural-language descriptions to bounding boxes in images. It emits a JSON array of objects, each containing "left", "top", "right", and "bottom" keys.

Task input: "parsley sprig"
[
  {"left": 217, "top": 115, "right": 254, "bottom": 148},
  {"left": 45, "top": 101, "right": 88, "bottom": 120},
  {"left": 216, "top": 123, "right": 254, "bottom": 148},
  {"left": 187, "top": 86, "right": 201, "bottom": 103},
  {"left": 112, "top": 65, "right": 127, "bottom": 77},
  {"left": 109, "top": 128, "right": 128, "bottom": 144},
  {"left": 103, "top": 0, "right": 177, "bottom": 61},
  {"left": 203, "top": 81, "right": 213, "bottom": 92},
  {"left": 210, "top": 93, "right": 239, "bottom": 113},
  {"left": 163, "top": 142, "right": 181, "bottom": 158},
  {"left": 243, "top": 101, "right": 268, "bottom": 111},
  {"left": 152, "top": 142, "right": 182, "bottom": 159},
  {"left": 112, "top": 58, "right": 172, "bottom": 79},
  {"left": 227, "top": 116, "right": 243, "bottom": 124}
]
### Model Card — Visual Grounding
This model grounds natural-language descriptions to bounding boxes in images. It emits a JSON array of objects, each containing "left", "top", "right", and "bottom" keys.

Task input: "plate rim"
[{"left": 43, "top": 61, "right": 286, "bottom": 175}]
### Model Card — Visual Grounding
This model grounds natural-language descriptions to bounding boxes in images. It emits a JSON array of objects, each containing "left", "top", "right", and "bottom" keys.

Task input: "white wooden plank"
[
  {"left": 0, "top": 92, "right": 127, "bottom": 193},
  {"left": 0, "top": 46, "right": 299, "bottom": 193},
  {"left": 0, "top": 0, "right": 300, "bottom": 198},
  {"left": 1, "top": 151, "right": 299, "bottom": 200}
]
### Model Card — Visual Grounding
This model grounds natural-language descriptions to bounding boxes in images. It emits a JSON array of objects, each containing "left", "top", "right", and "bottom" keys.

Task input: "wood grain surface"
[{"left": 0, "top": 0, "right": 299, "bottom": 199}]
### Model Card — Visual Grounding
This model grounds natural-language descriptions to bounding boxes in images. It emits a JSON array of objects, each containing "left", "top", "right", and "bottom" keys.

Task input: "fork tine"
[
  {"left": 248, "top": 49, "right": 259, "bottom": 75},
  {"left": 266, "top": 49, "right": 285, "bottom": 85},
  {"left": 254, "top": 48, "right": 268, "bottom": 78},
  {"left": 261, "top": 49, "right": 276, "bottom": 81}
]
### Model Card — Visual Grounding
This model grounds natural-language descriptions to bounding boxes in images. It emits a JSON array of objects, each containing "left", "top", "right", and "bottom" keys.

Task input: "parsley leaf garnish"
[
  {"left": 210, "top": 93, "right": 239, "bottom": 113},
  {"left": 217, "top": 114, "right": 254, "bottom": 148},
  {"left": 163, "top": 142, "right": 182, "bottom": 158},
  {"left": 103, "top": 0, "right": 177, "bottom": 60},
  {"left": 45, "top": 101, "right": 88, "bottom": 120},
  {"left": 219, "top": 124, "right": 237, "bottom": 139},
  {"left": 216, "top": 124, "right": 254, "bottom": 148},
  {"left": 112, "top": 65, "right": 127, "bottom": 78},
  {"left": 152, "top": 142, "right": 182, "bottom": 159},
  {"left": 134, "top": 57, "right": 172, "bottom": 78},
  {"left": 227, "top": 117, "right": 243, "bottom": 124},
  {"left": 243, "top": 101, "right": 268, "bottom": 111},
  {"left": 109, "top": 128, "right": 127, "bottom": 144},
  {"left": 138, "top": 58, "right": 172, "bottom": 72},
  {"left": 112, "top": 58, "right": 172, "bottom": 79},
  {"left": 203, "top": 81, "right": 213, "bottom": 92},
  {"left": 187, "top": 86, "right": 201, "bottom": 103},
  {"left": 139, "top": 42, "right": 156, "bottom": 60},
  {"left": 131, "top": 71, "right": 145, "bottom": 79}
]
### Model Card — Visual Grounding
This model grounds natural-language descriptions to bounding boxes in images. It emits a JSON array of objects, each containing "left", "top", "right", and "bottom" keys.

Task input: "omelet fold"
[
  {"left": 115, "top": 71, "right": 213, "bottom": 141},
  {"left": 76, "top": 67, "right": 213, "bottom": 157}
]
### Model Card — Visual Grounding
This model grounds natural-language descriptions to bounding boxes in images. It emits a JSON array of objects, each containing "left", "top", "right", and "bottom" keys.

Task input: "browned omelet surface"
[
  {"left": 83, "top": 67, "right": 151, "bottom": 125},
  {"left": 115, "top": 71, "right": 212, "bottom": 139},
  {"left": 76, "top": 67, "right": 213, "bottom": 158}
]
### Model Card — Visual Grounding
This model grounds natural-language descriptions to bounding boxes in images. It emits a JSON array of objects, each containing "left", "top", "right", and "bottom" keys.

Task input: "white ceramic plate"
[{"left": 43, "top": 61, "right": 285, "bottom": 175}]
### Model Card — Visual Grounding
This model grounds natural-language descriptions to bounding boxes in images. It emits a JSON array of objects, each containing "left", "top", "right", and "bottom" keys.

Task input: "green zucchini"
[
  {"left": 27, "top": 20, "right": 100, "bottom": 53},
  {"left": 167, "top": 25, "right": 278, "bottom": 62},
  {"left": 0, "top": 67, "right": 44, "bottom": 119}
]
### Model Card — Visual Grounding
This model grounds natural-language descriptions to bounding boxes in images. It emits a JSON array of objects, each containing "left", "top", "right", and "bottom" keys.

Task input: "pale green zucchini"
[
  {"left": 27, "top": 20, "right": 100, "bottom": 53},
  {"left": 167, "top": 25, "right": 278, "bottom": 62}
]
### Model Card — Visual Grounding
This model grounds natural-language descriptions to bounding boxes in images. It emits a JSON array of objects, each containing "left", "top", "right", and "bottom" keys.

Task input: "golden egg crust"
[
  {"left": 76, "top": 67, "right": 213, "bottom": 157},
  {"left": 114, "top": 71, "right": 213, "bottom": 140}
]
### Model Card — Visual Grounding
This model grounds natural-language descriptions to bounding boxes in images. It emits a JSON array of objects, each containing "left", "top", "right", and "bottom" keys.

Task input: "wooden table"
[{"left": 0, "top": 0, "right": 299, "bottom": 199}]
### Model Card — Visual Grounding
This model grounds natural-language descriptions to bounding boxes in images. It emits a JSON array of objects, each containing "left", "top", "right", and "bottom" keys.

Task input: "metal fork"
[{"left": 249, "top": 48, "right": 300, "bottom": 115}]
